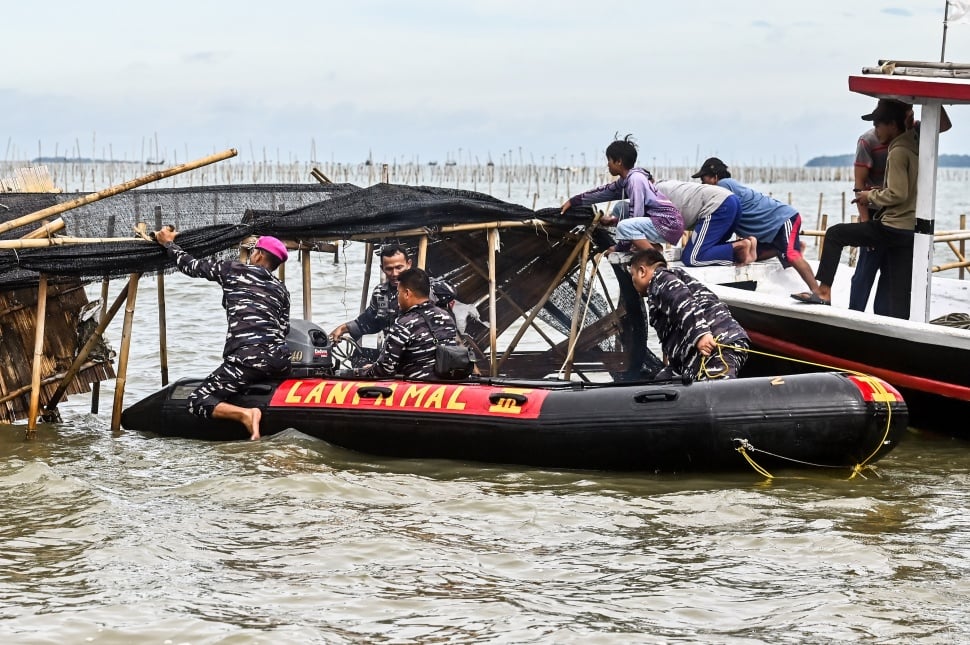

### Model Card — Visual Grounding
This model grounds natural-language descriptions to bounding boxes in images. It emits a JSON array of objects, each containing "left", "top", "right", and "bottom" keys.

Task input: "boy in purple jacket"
[{"left": 561, "top": 135, "right": 684, "bottom": 252}]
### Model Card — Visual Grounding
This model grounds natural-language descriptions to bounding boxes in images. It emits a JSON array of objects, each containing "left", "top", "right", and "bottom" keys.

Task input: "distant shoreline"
[
  {"left": 806, "top": 153, "right": 970, "bottom": 167},
  {"left": 26, "top": 154, "right": 970, "bottom": 169}
]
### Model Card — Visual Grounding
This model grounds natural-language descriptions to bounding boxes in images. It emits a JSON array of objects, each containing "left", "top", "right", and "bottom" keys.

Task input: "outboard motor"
[{"left": 286, "top": 319, "right": 333, "bottom": 377}]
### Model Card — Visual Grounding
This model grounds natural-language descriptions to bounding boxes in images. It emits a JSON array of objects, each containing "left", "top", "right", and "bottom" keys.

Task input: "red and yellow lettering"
[
  {"left": 327, "top": 381, "right": 354, "bottom": 405},
  {"left": 285, "top": 381, "right": 304, "bottom": 404},
  {"left": 304, "top": 381, "right": 328, "bottom": 404},
  {"left": 401, "top": 384, "right": 431, "bottom": 407},
  {"left": 423, "top": 385, "right": 446, "bottom": 409},
  {"left": 375, "top": 383, "right": 398, "bottom": 407},
  {"left": 271, "top": 379, "right": 548, "bottom": 419},
  {"left": 446, "top": 386, "right": 466, "bottom": 411}
]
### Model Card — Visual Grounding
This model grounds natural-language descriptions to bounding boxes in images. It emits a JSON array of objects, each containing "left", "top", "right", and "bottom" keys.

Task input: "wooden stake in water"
[
  {"left": 155, "top": 207, "right": 169, "bottom": 387},
  {"left": 111, "top": 274, "right": 141, "bottom": 433},
  {"left": 26, "top": 274, "right": 48, "bottom": 438}
]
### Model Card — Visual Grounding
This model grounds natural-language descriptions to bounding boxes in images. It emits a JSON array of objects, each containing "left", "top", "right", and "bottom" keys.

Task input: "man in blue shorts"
[{"left": 692, "top": 157, "right": 821, "bottom": 296}]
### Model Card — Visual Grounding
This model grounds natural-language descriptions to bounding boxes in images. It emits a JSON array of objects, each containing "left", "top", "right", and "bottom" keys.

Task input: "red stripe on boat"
[{"left": 748, "top": 330, "right": 968, "bottom": 401}]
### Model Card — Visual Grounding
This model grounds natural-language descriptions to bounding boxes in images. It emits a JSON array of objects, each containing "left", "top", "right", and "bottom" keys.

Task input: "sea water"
[{"left": 1, "top": 172, "right": 969, "bottom": 643}]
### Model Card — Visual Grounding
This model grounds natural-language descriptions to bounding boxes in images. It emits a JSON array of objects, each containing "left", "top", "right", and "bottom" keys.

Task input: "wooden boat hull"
[{"left": 121, "top": 372, "right": 908, "bottom": 474}]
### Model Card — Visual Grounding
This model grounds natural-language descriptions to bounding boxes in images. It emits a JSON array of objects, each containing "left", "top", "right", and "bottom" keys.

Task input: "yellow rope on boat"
[
  {"left": 717, "top": 342, "right": 895, "bottom": 481},
  {"left": 734, "top": 440, "right": 775, "bottom": 479}
]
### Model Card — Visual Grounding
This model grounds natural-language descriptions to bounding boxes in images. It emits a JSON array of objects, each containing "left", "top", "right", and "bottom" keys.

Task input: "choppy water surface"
[
  {"left": 3, "top": 420, "right": 970, "bottom": 644},
  {"left": 2, "top": 179, "right": 970, "bottom": 643}
]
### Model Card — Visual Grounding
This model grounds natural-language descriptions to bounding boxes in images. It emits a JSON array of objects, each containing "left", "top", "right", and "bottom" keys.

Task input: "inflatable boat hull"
[{"left": 121, "top": 372, "right": 906, "bottom": 473}]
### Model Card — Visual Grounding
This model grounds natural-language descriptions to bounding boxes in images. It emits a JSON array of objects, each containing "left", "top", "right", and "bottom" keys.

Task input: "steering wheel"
[{"left": 330, "top": 334, "right": 375, "bottom": 370}]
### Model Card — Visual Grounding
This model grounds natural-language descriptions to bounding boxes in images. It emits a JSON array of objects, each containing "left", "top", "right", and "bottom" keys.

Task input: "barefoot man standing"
[{"left": 154, "top": 228, "right": 292, "bottom": 440}]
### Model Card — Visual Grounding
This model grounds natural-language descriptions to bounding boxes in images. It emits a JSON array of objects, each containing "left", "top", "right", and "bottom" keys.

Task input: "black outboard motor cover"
[{"left": 287, "top": 319, "right": 333, "bottom": 377}]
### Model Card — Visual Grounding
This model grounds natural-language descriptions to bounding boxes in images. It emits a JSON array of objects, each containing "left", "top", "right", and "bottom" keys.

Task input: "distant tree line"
[{"left": 806, "top": 154, "right": 970, "bottom": 167}]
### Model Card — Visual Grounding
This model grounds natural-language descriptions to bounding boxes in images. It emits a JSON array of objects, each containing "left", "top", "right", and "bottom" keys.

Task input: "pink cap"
[{"left": 255, "top": 236, "right": 288, "bottom": 263}]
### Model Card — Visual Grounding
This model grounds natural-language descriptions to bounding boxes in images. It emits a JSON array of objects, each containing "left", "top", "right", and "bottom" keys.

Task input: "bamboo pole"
[
  {"left": 487, "top": 228, "right": 498, "bottom": 376},
  {"left": 22, "top": 218, "right": 65, "bottom": 239},
  {"left": 1, "top": 361, "right": 100, "bottom": 407},
  {"left": 497, "top": 236, "right": 588, "bottom": 370},
  {"left": 155, "top": 207, "right": 169, "bottom": 387},
  {"left": 562, "top": 239, "right": 592, "bottom": 379},
  {"left": 417, "top": 235, "right": 428, "bottom": 270},
  {"left": 360, "top": 243, "right": 374, "bottom": 314},
  {"left": 0, "top": 236, "right": 155, "bottom": 249},
  {"left": 445, "top": 241, "right": 563, "bottom": 352},
  {"left": 26, "top": 274, "right": 48, "bottom": 438},
  {"left": 819, "top": 214, "right": 828, "bottom": 256},
  {"left": 110, "top": 274, "right": 141, "bottom": 432},
  {"left": 302, "top": 248, "right": 312, "bottom": 320},
  {"left": 934, "top": 260, "right": 970, "bottom": 272},
  {"left": 91, "top": 214, "right": 115, "bottom": 414},
  {"left": 310, "top": 167, "right": 332, "bottom": 183},
  {"left": 0, "top": 149, "right": 238, "bottom": 236},
  {"left": 45, "top": 277, "right": 130, "bottom": 411},
  {"left": 961, "top": 214, "right": 966, "bottom": 280}
]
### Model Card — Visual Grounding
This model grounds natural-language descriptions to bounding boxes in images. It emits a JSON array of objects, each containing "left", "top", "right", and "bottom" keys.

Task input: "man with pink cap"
[{"left": 155, "top": 228, "right": 291, "bottom": 440}]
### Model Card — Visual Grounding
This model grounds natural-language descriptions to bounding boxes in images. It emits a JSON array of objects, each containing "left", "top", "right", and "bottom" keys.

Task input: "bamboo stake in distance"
[
  {"left": 110, "top": 274, "right": 141, "bottom": 433},
  {"left": 487, "top": 229, "right": 499, "bottom": 376},
  {"left": 155, "top": 208, "right": 169, "bottom": 387},
  {"left": 26, "top": 274, "right": 49, "bottom": 438},
  {"left": 0, "top": 149, "right": 238, "bottom": 236},
  {"left": 45, "top": 277, "right": 131, "bottom": 412}
]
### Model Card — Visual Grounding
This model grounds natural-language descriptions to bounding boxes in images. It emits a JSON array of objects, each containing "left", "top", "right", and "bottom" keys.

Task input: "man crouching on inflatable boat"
[{"left": 629, "top": 248, "right": 749, "bottom": 380}]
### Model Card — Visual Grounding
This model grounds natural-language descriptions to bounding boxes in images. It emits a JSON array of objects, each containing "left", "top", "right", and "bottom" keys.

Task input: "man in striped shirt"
[{"left": 356, "top": 268, "right": 460, "bottom": 380}]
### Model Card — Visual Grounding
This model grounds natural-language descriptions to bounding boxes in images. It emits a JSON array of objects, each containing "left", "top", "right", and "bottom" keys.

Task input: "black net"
[
  {"left": 244, "top": 183, "right": 562, "bottom": 237},
  {"left": 0, "top": 183, "right": 596, "bottom": 289}
]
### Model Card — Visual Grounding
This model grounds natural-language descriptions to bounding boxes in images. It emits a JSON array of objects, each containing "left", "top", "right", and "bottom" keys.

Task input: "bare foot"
[
  {"left": 734, "top": 237, "right": 757, "bottom": 266},
  {"left": 744, "top": 236, "right": 758, "bottom": 265},
  {"left": 246, "top": 407, "right": 262, "bottom": 441}
]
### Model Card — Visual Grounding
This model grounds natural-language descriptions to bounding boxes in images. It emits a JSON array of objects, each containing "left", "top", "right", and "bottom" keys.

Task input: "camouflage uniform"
[
  {"left": 165, "top": 243, "right": 292, "bottom": 418},
  {"left": 645, "top": 266, "right": 749, "bottom": 380},
  {"left": 359, "top": 301, "right": 459, "bottom": 380},
  {"left": 346, "top": 278, "right": 457, "bottom": 338}
]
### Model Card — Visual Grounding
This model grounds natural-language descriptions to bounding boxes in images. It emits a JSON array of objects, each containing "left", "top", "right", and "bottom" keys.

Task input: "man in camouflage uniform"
[
  {"left": 329, "top": 243, "right": 456, "bottom": 342},
  {"left": 628, "top": 248, "right": 749, "bottom": 380},
  {"left": 155, "top": 228, "right": 291, "bottom": 440},
  {"left": 356, "top": 268, "right": 459, "bottom": 380}
]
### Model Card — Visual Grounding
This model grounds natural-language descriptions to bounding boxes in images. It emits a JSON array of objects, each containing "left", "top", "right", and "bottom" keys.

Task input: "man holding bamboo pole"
[{"left": 154, "top": 227, "right": 291, "bottom": 440}]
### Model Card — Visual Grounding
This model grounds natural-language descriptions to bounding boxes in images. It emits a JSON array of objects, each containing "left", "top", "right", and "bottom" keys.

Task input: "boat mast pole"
[
  {"left": 942, "top": 0, "right": 951, "bottom": 62},
  {"left": 912, "top": 102, "right": 942, "bottom": 322}
]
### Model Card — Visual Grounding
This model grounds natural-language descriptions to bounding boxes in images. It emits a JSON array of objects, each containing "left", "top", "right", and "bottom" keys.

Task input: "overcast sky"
[{"left": 4, "top": 0, "right": 970, "bottom": 167}]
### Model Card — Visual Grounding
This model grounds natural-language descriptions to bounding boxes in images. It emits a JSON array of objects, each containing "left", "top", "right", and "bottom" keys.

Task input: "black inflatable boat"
[{"left": 122, "top": 365, "right": 908, "bottom": 474}]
